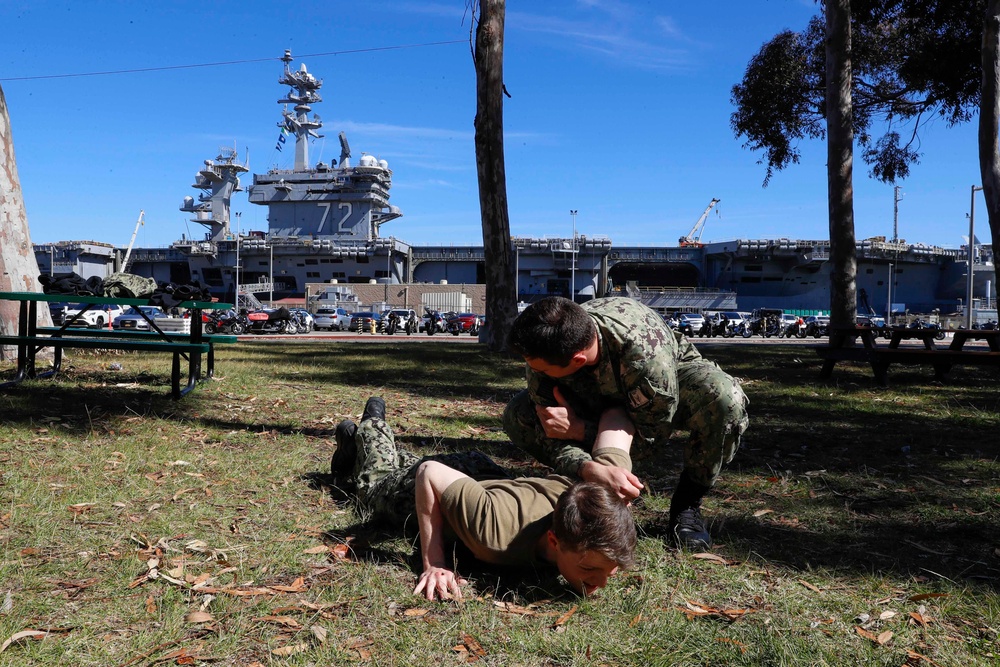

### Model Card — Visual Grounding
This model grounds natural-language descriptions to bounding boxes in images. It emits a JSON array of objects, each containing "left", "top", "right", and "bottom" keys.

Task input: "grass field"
[{"left": 0, "top": 340, "right": 997, "bottom": 666}]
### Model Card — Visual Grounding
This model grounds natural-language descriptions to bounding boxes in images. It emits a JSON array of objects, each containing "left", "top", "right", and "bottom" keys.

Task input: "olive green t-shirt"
[{"left": 438, "top": 449, "right": 633, "bottom": 565}]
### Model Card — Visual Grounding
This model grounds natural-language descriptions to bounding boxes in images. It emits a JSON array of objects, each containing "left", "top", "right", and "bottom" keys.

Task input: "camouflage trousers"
[
  {"left": 503, "top": 358, "right": 749, "bottom": 488},
  {"left": 350, "top": 419, "right": 511, "bottom": 531}
]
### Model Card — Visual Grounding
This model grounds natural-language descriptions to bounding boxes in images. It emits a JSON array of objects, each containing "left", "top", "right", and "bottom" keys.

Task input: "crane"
[
  {"left": 122, "top": 210, "right": 145, "bottom": 272},
  {"left": 678, "top": 198, "right": 720, "bottom": 247}
]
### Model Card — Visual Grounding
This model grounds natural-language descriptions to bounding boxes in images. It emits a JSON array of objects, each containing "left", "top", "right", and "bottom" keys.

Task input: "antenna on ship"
[{"left": 892, "top": 186, "right": 903, "bottom": 243}]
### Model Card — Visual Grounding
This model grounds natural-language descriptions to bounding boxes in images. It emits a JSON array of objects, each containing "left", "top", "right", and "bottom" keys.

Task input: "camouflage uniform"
[
  {"left": 350, "top": 418, "right": 510, "bottom": 530},
  {"left": 503, "top": 297, "right": 749, "bottom": 488}
]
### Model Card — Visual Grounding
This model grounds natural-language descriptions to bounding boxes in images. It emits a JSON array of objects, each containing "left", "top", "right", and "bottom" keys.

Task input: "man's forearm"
[{"left": 415, "top": 465, "right": 449, "bottom": 572}]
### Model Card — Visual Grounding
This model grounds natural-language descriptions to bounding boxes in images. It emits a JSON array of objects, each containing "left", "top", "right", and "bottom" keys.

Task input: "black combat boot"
[
  {"left": 330, "top": 419, "right": 358, "bottom": 478},
  {"left": 362, "top": 396, "right": 386, "bottom": 423},
  {"left": 668, "top": 471, "right": 713, "bottom": 550}
]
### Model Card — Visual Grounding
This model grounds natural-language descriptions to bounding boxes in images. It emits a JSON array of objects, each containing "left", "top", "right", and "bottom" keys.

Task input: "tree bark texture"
[
  {"left": 473, "top": 0, "right": 517, "bottom": 352},
  {"left": 980, "top": 1, "right": 1000, "bottom": 266},
  {"left": 1, "top": 84, "right": 50, "bottom": 361},
  {"left": 825, "top": 0, "right": 858, "bottom": 331}
]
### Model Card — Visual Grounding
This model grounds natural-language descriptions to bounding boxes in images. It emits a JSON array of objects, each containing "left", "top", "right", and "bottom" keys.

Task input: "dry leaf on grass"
[
  {"left": 459, "top": 633, "right": 486, "bottom": 661},
  {"left": 255, "top": 616, "right": 301, "bottom": 628},
  {"left": 677, "top": 601, "right": 753, "bottom": 622},
  {"left": 908, "top": 593, "right": 949, "bottom": 602},
  {"left": 854, "top": 626, "right": 893, "bottom": 645},
  {"left": 0, "top": 630, "right": 48, "bottom": 653},
  {"left": 753, "top": 509, "right": 773, "bottom": 517},
  {"left": 691, "top": 552, "right": 730, "bottom": 565},
  {"left": 906, "top": 649, "right": 945, "bottom": 666},
  {"left": 271, "top": 642, "right": 308, "bottom": 657},
  {"left": 184, "top": 611, "right": 214, "bottom": 624},
  {"left": 552, "top": 605, "right": 578, "bottom": 628},
  {"left": 403, "top": 608, "right": 429, "bottom": 617},
  {"left": 309, "top": 625, "right": 328, "bottom": 644},
  {"left": 493, "top": 601, "right": 538, "bottom": 616},
  {"left": 798, "top": 580, "right": 822, "bottom": 593},
  {"left": 302, "top": 545, "right": 329, "bottom": 555}
]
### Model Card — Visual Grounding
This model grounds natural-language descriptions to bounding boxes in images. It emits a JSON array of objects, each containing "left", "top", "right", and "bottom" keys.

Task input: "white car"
[
  {"left": 61, "top": 303, "right": 126, "bottom": 328},
  {"left": 676, "top": 312, "right": 705, "bottom": 332},
  {"left": 113, "top": 306, "right": 167, "bottom": 331},
  {"left": 313, "top": 307, "right": 351, "bottom": 331}
]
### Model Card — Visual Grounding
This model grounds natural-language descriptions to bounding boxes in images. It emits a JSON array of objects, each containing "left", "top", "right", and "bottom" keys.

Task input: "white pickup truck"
[{"left": 59, "top": 303, "right": 126, "bottom": 328}]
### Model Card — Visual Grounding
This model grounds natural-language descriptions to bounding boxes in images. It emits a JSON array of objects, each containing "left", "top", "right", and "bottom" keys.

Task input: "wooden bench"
[
  {"left": 0, "top": 291, "right": 234, "bottom": 399},
  {"left": 814, "top": 341, "right": 1000, "bottom": 386},
  {"left": 0, "top": 335, "right": 210, "bottom": 398},
  {"left": 33, "top": 327, "right": 237, "bottom": 379}
]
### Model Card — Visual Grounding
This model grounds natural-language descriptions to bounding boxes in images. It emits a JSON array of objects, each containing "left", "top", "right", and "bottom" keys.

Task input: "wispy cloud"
[
  {"left": 508, "top": 10, "right": 693, "bottom": 72},
  {"left": 336, "top": 120, "right": 552, "bottom": 144}
]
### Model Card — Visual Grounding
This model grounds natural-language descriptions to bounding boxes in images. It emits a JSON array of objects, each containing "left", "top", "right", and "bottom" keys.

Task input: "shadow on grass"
[{"left": 4, "top": 342, "right": 997, "bottom": 592}]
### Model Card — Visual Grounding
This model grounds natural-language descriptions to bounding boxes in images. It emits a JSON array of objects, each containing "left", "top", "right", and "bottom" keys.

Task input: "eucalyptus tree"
[
  {"left": 731, "top": 1, "right": 991, "bottom": 327},
  {"left": 0, "top": 84, "right": 50, "bottom": 359},
  {"left": 472, "top": 0, "right": 518, "bottom": 352}
]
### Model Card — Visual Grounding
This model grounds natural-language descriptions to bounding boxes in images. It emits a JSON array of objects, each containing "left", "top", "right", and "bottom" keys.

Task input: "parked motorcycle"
[
  {"left": 908, "top": 318, "right": 946, "bottom": 340},
  {"left": 382, "top": 311, "right": 400, "bottom": 335},
  {"left": 247, "top": 307, "right": 298, "bottom": 334},
  {"left": 972, "top": 319, "right": 998, "bottom": 330},
  {"left": 424, "top": 309, "right": 448, "bottom": 336},
  {"left": 762, "top": 315, "right": 783, "bottom": 338},
  {"left": 205, "top": 309, "right": 248, "bottom": 335},
  {"left": 781, "top": 317, "right": 805, "bottom": 339}
]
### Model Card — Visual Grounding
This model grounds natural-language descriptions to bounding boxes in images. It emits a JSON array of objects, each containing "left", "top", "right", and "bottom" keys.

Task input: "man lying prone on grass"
[{"left": 329, "top": 397, "right": 638, "bottom": 600}]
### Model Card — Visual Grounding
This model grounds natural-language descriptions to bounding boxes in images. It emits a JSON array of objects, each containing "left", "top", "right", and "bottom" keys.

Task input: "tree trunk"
[
  {"left": 1, "top": 84, "right": 50, "bottom": 361},
  {"left": 473, "top": 0, "right": 517, "bottom": 352},
  {"left": 825, "top": 0, "right": 858, "bottom": 333},
  {"left": 979, "top": 0, "right": 1000, "bottom": 282}
]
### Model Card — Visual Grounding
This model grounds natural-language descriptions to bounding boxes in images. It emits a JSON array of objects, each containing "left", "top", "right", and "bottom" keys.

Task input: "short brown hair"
[
  {"left": 507, "top": 297, "right": 597, "bottom": 366},
  {"left": 552, "top": 481, "right": 636, "bottom": 568}
]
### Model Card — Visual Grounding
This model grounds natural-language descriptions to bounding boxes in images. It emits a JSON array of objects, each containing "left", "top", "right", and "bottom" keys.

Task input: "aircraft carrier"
[{"left": 34, "top": 51, "right": 997, "bottom": 319}]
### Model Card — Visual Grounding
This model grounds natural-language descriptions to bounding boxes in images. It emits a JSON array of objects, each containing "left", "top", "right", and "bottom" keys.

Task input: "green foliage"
[{"left": 731, "top": 1, "right": 984, "bottom": 185}]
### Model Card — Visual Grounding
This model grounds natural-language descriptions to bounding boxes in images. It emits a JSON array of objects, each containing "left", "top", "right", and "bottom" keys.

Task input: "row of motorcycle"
[{"left": 204, "top": 307, "right": 313, "bottom": 335}]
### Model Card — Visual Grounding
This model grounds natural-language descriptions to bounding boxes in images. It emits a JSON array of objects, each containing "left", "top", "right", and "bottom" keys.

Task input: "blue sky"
[{"left": 0, "top": 0, "right": 987, "bottom": 251}]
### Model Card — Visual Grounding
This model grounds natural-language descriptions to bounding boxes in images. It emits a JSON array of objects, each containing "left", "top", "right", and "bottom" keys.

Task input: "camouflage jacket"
[{"left": 524, "top": 297, "right": 702, "bottom": 475}]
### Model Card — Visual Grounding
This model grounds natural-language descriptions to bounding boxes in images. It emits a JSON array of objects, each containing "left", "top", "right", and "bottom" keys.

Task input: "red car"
[{"left": 446, "top": 312, "right": 481, "bottom": 336}]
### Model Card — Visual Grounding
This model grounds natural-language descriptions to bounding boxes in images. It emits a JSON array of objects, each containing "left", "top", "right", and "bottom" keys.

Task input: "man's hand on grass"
[{"left": 413, "top": 566, "right": 466, "bottom": 601}]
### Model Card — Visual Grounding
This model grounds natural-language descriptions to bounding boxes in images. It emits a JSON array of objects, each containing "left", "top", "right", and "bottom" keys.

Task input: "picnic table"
[
  {"left": 0, "top": 291, "right": 235, "bottom": 399},
  {"left": 814, "top": 326, "right": 1000, "bottom": 385}
]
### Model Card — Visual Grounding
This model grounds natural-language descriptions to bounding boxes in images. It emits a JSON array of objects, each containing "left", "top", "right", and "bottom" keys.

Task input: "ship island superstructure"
[{"left": 32, "top": 51, "right": 998, "bottom": 320}]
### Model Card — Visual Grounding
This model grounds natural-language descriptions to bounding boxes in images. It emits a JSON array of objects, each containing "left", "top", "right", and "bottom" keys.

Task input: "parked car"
[
  {"left": 61, "top": 303, "right": 126, "bottom": 328},
  {"left": 718, "top": 311, "right": 745, "bottom": 328},
  {"left": 313, "top": 307, "right": 351, "bottom": 331},
  {"left": 113, "top": 306, "right": 168, "bottom": 331},
  {"left": 675, "top": 312, "right": 705, "bottom": 333},
  {"left": 351, "top": 311, "right": 382, "bottom": 332}
]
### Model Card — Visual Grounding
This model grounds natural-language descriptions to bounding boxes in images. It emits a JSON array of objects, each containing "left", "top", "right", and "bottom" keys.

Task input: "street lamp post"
[
  {"left": 385, "top": 237, "right": 393, "bottom": 304},
  {"left": 234, "top": 212, "right": 241, "bottom": 309},
  {"left": 886, "top": 262, "right": 893, "bottom": 324},
  {"left": 967, "top": 185, "right": 983, "bottom": 329},
  {"left": 514, "top": 241, "right": 520, "bottom": 300},
  {"left": 269, "top": 241, "right": 274, "bottom": 306},
  {"left": 570, "top": 210, "right": 578, "bottom": 301}
]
